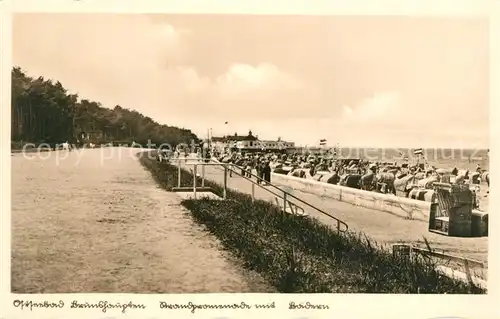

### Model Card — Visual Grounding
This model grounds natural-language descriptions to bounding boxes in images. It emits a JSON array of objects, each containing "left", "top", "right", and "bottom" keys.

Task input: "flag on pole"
[{"left": 413, "top": 148, "right": 423, "bottom": 155}]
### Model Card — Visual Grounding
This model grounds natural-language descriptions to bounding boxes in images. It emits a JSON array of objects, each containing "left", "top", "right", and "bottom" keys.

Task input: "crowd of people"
[
  {"left": 219, "top": 152, "right": 273, "bottom": 185},
  {"left": 214, "top": 150, "right": 489, "bottom": 210}
]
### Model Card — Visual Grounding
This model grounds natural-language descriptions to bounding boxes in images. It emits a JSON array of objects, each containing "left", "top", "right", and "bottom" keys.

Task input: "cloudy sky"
[{"left": 13, "top": 14, "right": 489, "bottom": 148}]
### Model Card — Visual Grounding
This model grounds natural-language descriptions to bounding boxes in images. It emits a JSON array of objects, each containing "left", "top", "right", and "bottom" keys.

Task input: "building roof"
[
  {"left": 211, "top": 137, "right": 226, "bottom": 142},
  {"left": 212, "top": 130, "right": 258, "bottom": 142},
  {"left": 233, "top": 135, "right": 258, "bottom": 141}
]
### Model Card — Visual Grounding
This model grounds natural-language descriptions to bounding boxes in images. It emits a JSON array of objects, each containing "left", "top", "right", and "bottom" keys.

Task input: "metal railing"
[{"left": 168, "top": 156, "right": 349, "bottom": 233}]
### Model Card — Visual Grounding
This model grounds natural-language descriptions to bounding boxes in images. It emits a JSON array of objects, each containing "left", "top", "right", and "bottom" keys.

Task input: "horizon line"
[{"left": 293, "top": 145, "right": 489, "bottom": 150}]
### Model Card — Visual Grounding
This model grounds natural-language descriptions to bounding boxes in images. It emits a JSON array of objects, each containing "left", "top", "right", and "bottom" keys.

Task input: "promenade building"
[{"left": 210, "top": 130, "right": 295, "bottom": 153}]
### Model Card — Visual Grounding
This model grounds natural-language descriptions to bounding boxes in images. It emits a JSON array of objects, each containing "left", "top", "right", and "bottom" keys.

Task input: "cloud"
[
  {"left": 337, "top": 91, "right": 444, "bottom": 133},
  {"left": 14, "top": 14, "right": 187, "bottom": 89},
  {"left": 341, "top": 92, "right": 400, "bottom": 124},
  {"left": 13, "top": 13, "right": 316, "bottom": 121},
  {"left": 176, "top": 67, "right": 211, "bottom": 93},
  {"left": 14, "top": 14, "right": 198, "bottom": 120},
  {"left": 342, "top": 105, "right": 353, "bottom": 116},
  {"left": 173, "top": 62, "right": 307, "bottom": 99},
  {"left": 161, "top": 62, "right": 316, "bottom": 119},
  {"left": 216, "top": 63, "right": 305, "bottom": 95}
]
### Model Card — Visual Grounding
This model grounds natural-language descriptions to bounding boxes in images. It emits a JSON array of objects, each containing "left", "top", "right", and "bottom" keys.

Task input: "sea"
[{"left": 334, "top": 147, "right": 489, "bottom": 171}]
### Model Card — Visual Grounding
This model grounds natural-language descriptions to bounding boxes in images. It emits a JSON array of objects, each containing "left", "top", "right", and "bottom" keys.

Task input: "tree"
[{"left": 11, "top": 66, "right": 200, "bottom": 147}]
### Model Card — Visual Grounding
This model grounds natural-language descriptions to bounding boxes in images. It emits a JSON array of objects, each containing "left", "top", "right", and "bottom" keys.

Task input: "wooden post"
[
  {"left": 464, "top": 259, "right": 474, "bottom": 286},
  {"left": 193, "top": 164, "right": 197, "bottom": 199},
  {"left": 393, "top": 244, "right": 412, "bottom": 260}
]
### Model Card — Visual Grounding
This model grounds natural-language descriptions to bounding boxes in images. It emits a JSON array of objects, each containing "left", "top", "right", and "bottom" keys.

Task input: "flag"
[{"left": 413, "top": 148, "right": 423, "bottom": 155}]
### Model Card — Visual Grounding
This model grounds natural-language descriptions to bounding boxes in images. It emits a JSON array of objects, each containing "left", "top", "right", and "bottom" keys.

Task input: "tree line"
[{"left": 11, "top": 67, "right": 199, "bottom": 148}]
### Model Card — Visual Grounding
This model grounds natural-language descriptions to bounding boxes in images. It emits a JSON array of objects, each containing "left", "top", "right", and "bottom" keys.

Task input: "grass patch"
[{"left": 139, "top": 151, "right": 485, "bottom": 293}]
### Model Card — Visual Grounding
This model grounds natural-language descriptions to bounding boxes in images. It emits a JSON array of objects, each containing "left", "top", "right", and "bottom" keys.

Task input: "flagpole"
[{"left": 224, "top": 121, "right": 230, "bottom": 153}]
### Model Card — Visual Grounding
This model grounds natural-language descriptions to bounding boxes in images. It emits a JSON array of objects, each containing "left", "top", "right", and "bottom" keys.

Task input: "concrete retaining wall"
[
  {"left": 272, "top": 173, "right": 489, "bottom": 223},
  {"left": 271, "top": 173, "right": 431, "bottom": 221}
]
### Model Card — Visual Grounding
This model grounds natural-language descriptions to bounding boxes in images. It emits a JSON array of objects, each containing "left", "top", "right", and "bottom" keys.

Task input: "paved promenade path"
[
  {"left": 11, "top": 148, "right": 273, "bottom": 293},
  {"left": 194, "top": 163, "right": 488, "bottom": 268}
]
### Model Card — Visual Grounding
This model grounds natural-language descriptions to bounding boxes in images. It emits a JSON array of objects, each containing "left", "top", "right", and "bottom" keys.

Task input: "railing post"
[
  {"left": 251, "top": 182, "right": 255, "bottom": 202},
  {"left": 177, "top": 162, "right": 181, "bottom": 188},
  {"left": 283, "top": 192, "right": 287, "bottom": 212},
  {"left": 202, "top": 164, "right": 205, "bottom": 187},
  {"left": 193, "top": 164, "right": 197, "bottom": 199},
  {"left": 223, "top": 165, "right": 228, "bottom": 199}
]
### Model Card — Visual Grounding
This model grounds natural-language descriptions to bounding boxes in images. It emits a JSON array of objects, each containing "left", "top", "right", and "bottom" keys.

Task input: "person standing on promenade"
[
  {"left": 258, "top": 159, "right": 265, "bottom": 184},
  {"left": 241, "top": 158, "right": 247, "bottom": 176},
  {"left": 245, "top": 159, "right": 253, "bottom": 178},
  {"left": 262, "top": 161, "right": 272, "bottom": 185},
  {"left": 252, "top": 155, "right": 259, "bottom": 179}
]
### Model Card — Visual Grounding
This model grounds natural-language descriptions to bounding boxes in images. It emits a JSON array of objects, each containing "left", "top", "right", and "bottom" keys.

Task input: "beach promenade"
[
  {"left": 11, "top": 148, "right": 273, "bottom": 293},
  {"left": 194, "top": 163, "right": 488, "bottom": 265}
]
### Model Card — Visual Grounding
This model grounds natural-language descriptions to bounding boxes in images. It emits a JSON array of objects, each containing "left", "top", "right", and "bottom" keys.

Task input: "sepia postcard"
[{"left": 1, "top": 0, "right": 499, "bottom": 318}]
